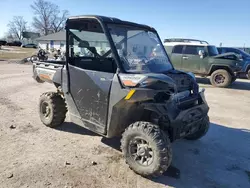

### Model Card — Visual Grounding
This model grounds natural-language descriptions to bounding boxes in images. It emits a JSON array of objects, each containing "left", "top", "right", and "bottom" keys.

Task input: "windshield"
[
  {"left": 108, "top": 24, "right": 173, "bottom": 73},
  {"left": 208, "top": 45, "right": 219, "bottom": 56}
]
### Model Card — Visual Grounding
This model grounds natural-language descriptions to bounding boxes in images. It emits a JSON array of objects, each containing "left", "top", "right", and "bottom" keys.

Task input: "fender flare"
[{"left": 208, "top": 64, "right": 234, "bottom": 75}]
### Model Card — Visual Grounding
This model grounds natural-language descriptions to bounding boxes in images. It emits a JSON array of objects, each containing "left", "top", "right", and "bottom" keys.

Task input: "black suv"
[
  {"left": 218, "top": 47, "right": 250, "bottom": 79},
  {"left": 6, "top": 41, "right": 22, "bottom": 47}
]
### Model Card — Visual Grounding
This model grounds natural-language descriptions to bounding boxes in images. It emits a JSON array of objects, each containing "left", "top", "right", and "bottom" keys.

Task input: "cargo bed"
[{"left": 32, "top": 60, "right": 65, "bottom": 84}]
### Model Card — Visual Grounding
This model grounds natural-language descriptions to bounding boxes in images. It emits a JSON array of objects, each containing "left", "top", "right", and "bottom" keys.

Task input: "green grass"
[{"left": 0, "top": 46, "right": 36, "bottom": 60}]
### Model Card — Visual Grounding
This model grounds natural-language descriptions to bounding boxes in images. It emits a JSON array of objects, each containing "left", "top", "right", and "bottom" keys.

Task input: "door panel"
[
  {"left": 181, "top": 45, "right": 206, "bottom": 73},
  {"left": 66, "top": 20, "right": 117, "bottom": 134},
  {"left": 181, "top": 54, "right": 201, "bottom": 73},
  {"left": 171, "top": 54, "right": 182, "bottom": 69},
  {"left": 68, "top": 64, "right": 114, "bottom": 134}
]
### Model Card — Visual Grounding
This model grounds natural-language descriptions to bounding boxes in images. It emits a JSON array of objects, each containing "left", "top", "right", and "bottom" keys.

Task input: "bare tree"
[
  {"left": 31, "top": 0, "right": 69, "bottom": 35},
  {"left": 7, "top": 16, "right": 27, "bottom": 40}
]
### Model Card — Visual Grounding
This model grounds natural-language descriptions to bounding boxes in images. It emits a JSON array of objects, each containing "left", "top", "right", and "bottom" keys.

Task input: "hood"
[
  {"left": 214, "top": 52, "right": 239, "bottom": 60},
  {"left": 162, "top": 69, "right": 197, "bottom": 93}
]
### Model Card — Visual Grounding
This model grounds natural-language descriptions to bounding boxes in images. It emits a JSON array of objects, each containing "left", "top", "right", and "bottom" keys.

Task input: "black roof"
[
  {"left": 36, "top": 30, "right": 108, "bottom": 42},
  {"left": 67, "top": 15, "right": 156, "bottom": 31},
  {"left": 36, "top": 31, "right": 66, "bottom": 41}
]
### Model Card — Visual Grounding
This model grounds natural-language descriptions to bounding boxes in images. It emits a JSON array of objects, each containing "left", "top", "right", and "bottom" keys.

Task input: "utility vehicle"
[
  {"left": 33, "top": 15, "right": 210, "bottom": 177},
  {"left": 164, "top": 38, "right": 243, "bottom": 88}
]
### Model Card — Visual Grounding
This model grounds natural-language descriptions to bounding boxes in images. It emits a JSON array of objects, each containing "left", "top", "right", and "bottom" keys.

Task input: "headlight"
[{"left": 119, "top": 74, "right": 147, "bottom": 87}]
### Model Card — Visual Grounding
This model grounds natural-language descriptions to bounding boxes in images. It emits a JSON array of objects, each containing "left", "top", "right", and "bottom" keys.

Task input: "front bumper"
[
  {"left": 170, "top": 95, "right": 209, "bottom": 140},
  {"left": 146, "top": 90, "right": 209, "bottom": 141}
]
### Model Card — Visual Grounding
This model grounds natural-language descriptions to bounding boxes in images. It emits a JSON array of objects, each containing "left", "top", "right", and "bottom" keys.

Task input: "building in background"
[
  {"left": 35, "top": 30, "right": 110, "bottom": 53},
  {"left": 35, "top": 31, "right": 66, "bottom": 52}
]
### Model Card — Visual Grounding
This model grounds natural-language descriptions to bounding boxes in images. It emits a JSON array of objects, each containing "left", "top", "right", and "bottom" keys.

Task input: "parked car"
[
  {"left": 21, "top": 43, "right": 37, "bottom": 48},
  {"left": 217, "top": 47, "right": 250, "bottom": 79},
  {"left": 163, "top": 38, "right": 243, "bottom": 87},
  {"left": 6, "top": 41, "right": 22, "bottom": 47},
  {"left": 0, "top": 40, "right": 7, "bottom": 46}
]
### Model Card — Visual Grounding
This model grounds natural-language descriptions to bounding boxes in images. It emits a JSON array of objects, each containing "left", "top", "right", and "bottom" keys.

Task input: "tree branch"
[
  {"left": 7, "top": 16, "right": 27, "bottom": 40},
  {"left": 31, "top": 0, "right": 69, "bottom": 35}
]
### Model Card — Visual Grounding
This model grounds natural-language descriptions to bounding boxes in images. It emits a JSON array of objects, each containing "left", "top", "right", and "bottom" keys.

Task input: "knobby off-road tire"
[
  {"left": 210, "top": 69, "right": 232, "bottom": 88},
  {"left": 39, "top": 92, "right": 67, "bottom": 128},
  {"left": 121, "top": 121, "right": 172, "bottom": 177},
  {"left": 185, "top": 116, "right": 210, "bottom": 140}
]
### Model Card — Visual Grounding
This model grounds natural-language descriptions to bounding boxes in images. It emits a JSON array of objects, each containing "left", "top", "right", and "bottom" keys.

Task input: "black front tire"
[
  {"left": 39, "top": 92, "right": 67, "bottom": 128},
  {"left": 210, "top": 69, "right": 232, "bottom": 88},
  {"left": 185, "top": 116, "right": 210, "bottom": 140},
  {"left": 121, "top": 121, "right": 172, "bottom": 177}
]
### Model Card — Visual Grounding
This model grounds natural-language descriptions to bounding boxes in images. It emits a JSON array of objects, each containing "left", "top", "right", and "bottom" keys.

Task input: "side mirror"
[{"left": 198, "top": 50, "right": 205, "bottom": 58}]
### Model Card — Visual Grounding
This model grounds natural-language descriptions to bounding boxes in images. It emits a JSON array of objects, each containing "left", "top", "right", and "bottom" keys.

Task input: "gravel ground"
[{"left": 0, "top": 61, "right": 249, "bottom": 188}]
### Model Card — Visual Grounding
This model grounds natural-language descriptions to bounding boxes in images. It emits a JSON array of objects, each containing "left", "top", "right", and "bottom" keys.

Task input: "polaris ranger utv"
[{"left": 33, "top": 15, "right": 210, "bottom": 177}]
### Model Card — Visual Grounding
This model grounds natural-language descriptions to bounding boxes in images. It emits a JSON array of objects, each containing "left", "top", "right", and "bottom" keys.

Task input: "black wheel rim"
[
  {"left": 41, "top": 102, "right": 51, "bottom": 119},
  {"left": 215, "top": 74, "right": 225, "bottom": 84},
  {"left": 129, "top": 137, "right": 154, "bottom": 166}
]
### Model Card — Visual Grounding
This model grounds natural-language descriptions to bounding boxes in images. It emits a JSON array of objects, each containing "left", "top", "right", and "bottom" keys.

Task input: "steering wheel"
[{"left": 138, "top": 57, "right": 158, "bottom": 72}]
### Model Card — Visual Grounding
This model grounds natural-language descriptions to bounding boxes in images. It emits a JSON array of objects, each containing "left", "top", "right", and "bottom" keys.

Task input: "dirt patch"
[
  {"left": 92, "top": 145, "right": 118, "bottom": 155},
  {"left": 0, "top": 63, "right": 250, "bottom": 188},
  {"left": 106, "top": 154, "right": 123, "bottom": 164},
  {"left": 0, "top": 97, "right": 23, "bottom": 111},
  {"left": 92, "top": 145, "right": 122, "bottom": 163},
  {"left": 19, "top": 123, "right": 40, "bottom": 133}
]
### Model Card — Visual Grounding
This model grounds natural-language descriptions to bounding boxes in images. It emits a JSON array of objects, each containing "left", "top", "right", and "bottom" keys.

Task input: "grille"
[{"left": 166, "top": 73, "right": 193, "bottom": 92}]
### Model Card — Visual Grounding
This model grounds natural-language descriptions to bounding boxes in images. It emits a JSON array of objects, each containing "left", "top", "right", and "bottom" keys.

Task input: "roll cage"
[{"left": 65, "top": 15, "right": 172, "bottom": 73}]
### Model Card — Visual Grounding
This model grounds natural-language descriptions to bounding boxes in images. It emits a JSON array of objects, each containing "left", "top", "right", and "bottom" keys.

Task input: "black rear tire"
[
  {"left": 210, "top": 69, "right": 232, "bottom": 88},
  {"left": 39, "top": 92, "right": 67, "bottom": 128},
  {"left": 121, "top": 121, "right": 172, "bottom": 177},
  {"left": 185, "top": 116, "right": 210, "bottom": 140}
]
